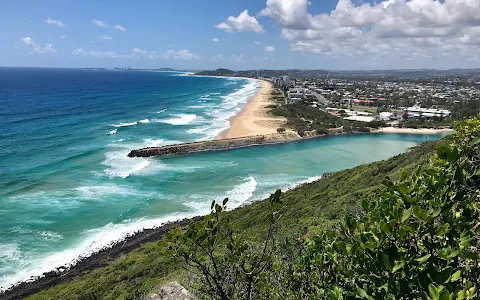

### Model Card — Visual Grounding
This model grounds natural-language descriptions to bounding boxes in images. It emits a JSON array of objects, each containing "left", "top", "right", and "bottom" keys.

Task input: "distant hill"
[
  {"left": 195, "top": 68, "right": 236, "bottom": 76},
  {"left": 195, "top": 68, "right": 480, "bottom": 79}
]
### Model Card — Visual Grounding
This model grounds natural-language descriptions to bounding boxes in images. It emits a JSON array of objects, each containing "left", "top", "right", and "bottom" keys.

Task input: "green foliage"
[
  {"left": 286, "top": 114, "right": 480, "bottom": 299},
  {"left": 270, "top": 101, "right": 382, "bottom": 133},
  {"left": 162, "top": 191, "right": 284, "bottom": 300}
]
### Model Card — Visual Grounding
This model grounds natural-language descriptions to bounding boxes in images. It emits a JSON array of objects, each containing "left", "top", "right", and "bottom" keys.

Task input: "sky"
[{"left": 2, "top": 0, "right": 480, "bottom": 70}]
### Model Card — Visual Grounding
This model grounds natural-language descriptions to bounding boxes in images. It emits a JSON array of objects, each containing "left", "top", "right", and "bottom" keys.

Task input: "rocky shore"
[{"left": 0, "top": 217, "right": 202, "bottom": 300}]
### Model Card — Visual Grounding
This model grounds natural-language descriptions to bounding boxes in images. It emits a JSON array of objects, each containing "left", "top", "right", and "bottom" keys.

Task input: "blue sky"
[{"left": 2, "top": 0, "right": 480, "bottom": 70}]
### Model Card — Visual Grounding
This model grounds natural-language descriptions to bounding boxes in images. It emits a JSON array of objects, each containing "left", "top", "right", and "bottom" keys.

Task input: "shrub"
[{"left": 277, "top": 127, "right": 286, "bottom": 133}]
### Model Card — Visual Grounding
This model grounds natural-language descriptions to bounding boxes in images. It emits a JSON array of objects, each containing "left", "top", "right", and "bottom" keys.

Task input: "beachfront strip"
[{"left": 128, "top": 75, "right": 455, "bottom": 158}]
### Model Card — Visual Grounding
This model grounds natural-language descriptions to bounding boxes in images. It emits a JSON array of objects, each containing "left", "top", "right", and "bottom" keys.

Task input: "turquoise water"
[{"left": 0, "top": 68, "right": 444, "bottom": 288}]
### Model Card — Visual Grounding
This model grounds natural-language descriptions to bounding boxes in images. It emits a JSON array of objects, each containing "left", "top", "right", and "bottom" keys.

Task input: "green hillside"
[{"left": 21, "top": 136, "right": 447, "bottom": 300}]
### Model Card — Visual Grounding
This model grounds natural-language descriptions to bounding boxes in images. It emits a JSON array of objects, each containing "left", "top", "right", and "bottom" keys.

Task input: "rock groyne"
[{"left": 128, "top": 133, "right": 305, "bottom": 158}]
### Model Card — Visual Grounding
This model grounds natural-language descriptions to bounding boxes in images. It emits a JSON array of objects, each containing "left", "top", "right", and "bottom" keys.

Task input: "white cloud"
[
  {"left": 163, "top": 49, "right": 200, "bottom": 60},
  {"left": 265, "top": 45, "right": 276, "bottom": 52},
  {"left": 46, "top": 17, "right": 64, "bottom": 27},
  {"left": 115, "top": 25, "right": 126, "bottom": 32},
  {"left": 259, "top": 0, "right": 480, "bottom": 65},
  {"left": 14, "top": 46, "right": 19, "bottom": 50},
  {"left": 21, "top": 37, "right": 56, "bottom": 54},
  {"left": 132, "top": 47, "right": 147, "bottom": 55},
  {"left": 92, "top": 19, "right": 108, "bottom": 28},
  {"left": 230, "top": 54, "right": 245, "bottom": 63},
  {"left": 254, "top": 41, "right": 261, "bottom": 44},
  {"left": 148, "top": 51, "right": 159, "bottom": 59},
  {"left": 72, "top": 48, "right": 128, "bottom": 58},
  {"left": 215, "top": 10, "right": 264, "bottom": 33},
  {"left": 61, "top": 35, "right": 66, "bottom": 40},
  {"left": 72, "top": 48, "right": 86, "bottom": 56},
  {"left": 210, "top": 54, "right": 224, "bottom": 62},
  {"left": 98, "top": 34, "right": 112, "bottom": 41},
  {"left": 212, "top": 38, "right": 220, "bottom": 42}
]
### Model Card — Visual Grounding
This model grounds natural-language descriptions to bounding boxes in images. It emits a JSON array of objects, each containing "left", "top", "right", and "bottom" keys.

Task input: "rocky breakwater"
[{"left": 128, "top": 133, "right": 303, "bottom": 158}]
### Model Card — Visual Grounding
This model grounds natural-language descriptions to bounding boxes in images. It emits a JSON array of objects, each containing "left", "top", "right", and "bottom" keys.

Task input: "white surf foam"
[
  {"left": 196, "top": 79, "right": 259, "bottom": 140},
  {"left": 184, "top": 176, "right": 257, "bottom": 212},
  {"left": 0, "top": 243, "right": 22, "bottom": 262},
  {"left": 113, "top": 121, "right": 138, "bottom": 128},
  {"left": 102, "top": 149, "right": 151, "bottom": 179},
  {"left": 0, "top": 173, "right": 320, "bottom": 290},
  {"left": 39, "top": 231, "right": 64, "bottom": 241},
  {"left": 155, "top": 108, "right": 167, "bottom": 113},
  {"left": 138, "top": 119, "right": 150, "bottom": 124},
  {"left": 155, "top": 113, "right": 197, "bottom": 125},
  {"left": 186, "top": 126, "right": 210, "bottom": 134},
  {"left": 75, "top": 184, "right": 136, "bottom": 199},
  {"left": 11, "top": 227, "right": 64, "bottom": 242},
  {"left": 108, "top": 129, "right": 117, "bottom": 135},
  {"left": 225, "top": 176, "right": 257, "bottom": 209},
  {"left": 0, "top": 212, "right": 198, "bottom": 290}
]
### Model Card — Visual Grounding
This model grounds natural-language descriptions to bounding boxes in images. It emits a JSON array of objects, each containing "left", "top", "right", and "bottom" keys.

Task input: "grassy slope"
[{"left": 27, "top": 139, "right": 445, "bottom": 300}]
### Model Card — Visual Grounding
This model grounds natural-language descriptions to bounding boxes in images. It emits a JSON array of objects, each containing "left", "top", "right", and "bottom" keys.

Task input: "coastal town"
[{"left": 197, "top": 68, "right": 480, "bottom": 136}]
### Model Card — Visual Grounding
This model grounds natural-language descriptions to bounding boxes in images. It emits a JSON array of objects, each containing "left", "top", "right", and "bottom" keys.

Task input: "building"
[
  {"left": 288, "top": 87, "right": 312, "bottom": 102},
  {"left": 379, "top": 112, "right": 394, "bottom": 121},
  {"left": 405, "top": 105, "right": 451, "bottom": 118}
]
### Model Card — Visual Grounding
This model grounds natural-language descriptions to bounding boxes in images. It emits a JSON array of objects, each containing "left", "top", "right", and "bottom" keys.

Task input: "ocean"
[{"left": 0, "top": 68, "right": 445, "bottom": 289}]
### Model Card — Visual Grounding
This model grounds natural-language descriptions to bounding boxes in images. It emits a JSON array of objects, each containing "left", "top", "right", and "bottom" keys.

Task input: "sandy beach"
[
  {"left": 223, "top": 80, "right": 287, "bottom": 138},
  {"left": 373, "top": 127, "right": 453, "bottom": 134}
]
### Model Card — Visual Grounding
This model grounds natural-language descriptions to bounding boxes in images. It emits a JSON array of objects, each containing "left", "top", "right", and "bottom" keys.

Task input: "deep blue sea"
[{"left": 0, "top": 68, "right": 445, "bottom": 289}]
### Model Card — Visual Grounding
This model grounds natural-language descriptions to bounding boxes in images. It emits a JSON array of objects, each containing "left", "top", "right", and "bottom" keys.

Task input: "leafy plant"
[
  {"left": 162, "top": 190, "right": 284, "bottom": 300},
  {"left": 287, "top": 114, "right": 480, "bottom": 299}
]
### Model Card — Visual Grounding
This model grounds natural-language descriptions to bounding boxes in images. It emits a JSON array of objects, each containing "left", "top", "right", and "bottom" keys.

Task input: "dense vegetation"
[
  {"left": 20, "top": 129, "right": 449, "bottom": 299},
  {"left": 167, "top": 116, "right": 480, "bottom": 299},
  {"left": 270, "top": 100, "right": 384, "bottom": 134}
]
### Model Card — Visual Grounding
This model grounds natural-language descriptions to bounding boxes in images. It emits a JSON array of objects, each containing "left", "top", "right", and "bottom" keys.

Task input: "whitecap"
[
  {"left": 155, "top": 108, "right": 167, "bottom": 113},
  {"left": 155, "top": 114, "right": 197, "bottom": 125},
  {"left": 186, "top": 126, "right": 209, "bottom": 134},
  {"left": 143, "top": 139, "right": 164, "bottom": 147},
  {"left": 75, "top": 184, "right": 136, "bottom": 199},
  {"left": 112, "top": 121, "right": 138, "bottom": 128},
  {"left": 39, "top": 231, "right": 64, "bottom": 241},
  {"left": 102, "top": 149, "right": 151, "bottom": 179},
  {"left": 108, "top": 129, "right": 117, "bottom": 135},
  {"left": 0, "top": 243, "right": 22, "bottom": 262},
  {"left": 138, "top": 119, "right": 150, "bottom": 124}
]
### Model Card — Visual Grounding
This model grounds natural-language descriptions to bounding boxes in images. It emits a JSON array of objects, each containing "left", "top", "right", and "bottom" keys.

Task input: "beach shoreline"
[{"left": 221, "top": 80, "right": 287, "bottom": 139}]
